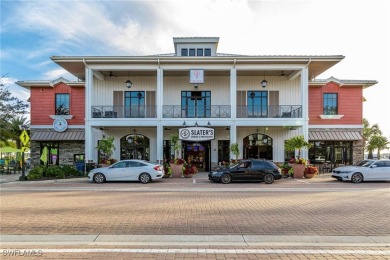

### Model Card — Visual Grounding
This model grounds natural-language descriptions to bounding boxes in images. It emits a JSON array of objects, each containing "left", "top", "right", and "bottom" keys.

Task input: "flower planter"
[
  {"left": 183, "top": 174, "right": 194, "bottom": 178},
  {"left": 170, "top": 163, "right": 183, "bottom": 178},
  {"left": 304, "top": 173, "right": 315, "bottom": 179},
  {"left": 291, "top": 163, "right": 305, "bottom": 179}
]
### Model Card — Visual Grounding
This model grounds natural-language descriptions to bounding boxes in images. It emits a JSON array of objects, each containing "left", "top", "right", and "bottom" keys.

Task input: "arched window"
[
  {"left": 120, "top": 134, "right": 150, "bottom": 161},
  {"left": 243, "top": 133, "right": 273, "bottom": 160}
]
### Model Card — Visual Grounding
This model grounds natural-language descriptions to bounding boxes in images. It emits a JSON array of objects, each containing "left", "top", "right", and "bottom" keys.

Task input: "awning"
[
  {"left": 31, "top": 130, "right": 85, "bottom": 141},
  {"left": 309, "top": 131, "right": 362, "bottom": 141}
]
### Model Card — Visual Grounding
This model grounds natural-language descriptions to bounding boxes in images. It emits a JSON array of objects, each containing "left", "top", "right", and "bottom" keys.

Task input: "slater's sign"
[{"left": 179, "top": 127, "right": 214, "bottom": 141}]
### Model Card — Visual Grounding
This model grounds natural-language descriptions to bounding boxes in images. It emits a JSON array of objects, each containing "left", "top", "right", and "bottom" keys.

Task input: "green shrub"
[
  {"left": 60, "top": 165, "right": 81, "bottom": 177},
  {"left": 27, "top": 166, "right": 45, "bottom": 180}
]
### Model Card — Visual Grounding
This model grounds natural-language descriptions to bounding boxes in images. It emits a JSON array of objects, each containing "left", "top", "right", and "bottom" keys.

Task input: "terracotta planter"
[
  {"left": 183, "top": 174, "right": 194, "bottom": 178},
  {"left": 170, "top": 163, "right": 183, "bottom": 178},
  {"left": 291, "top": 163, "right": 305, "bottom": 179},
  {"left": 304, "top": 173, "right": 315, "bottom": 179}
]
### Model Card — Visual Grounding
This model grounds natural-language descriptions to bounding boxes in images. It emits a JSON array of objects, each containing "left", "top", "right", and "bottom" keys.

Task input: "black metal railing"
[
  {"left": 91, "top": 105, "right": 157, "bottom": 118},
  {"left": 163, "top": 105, "right": 231, "bottom": 118},
  {"left": 237, "top": 105, "right": 302, "bottom": 118}
]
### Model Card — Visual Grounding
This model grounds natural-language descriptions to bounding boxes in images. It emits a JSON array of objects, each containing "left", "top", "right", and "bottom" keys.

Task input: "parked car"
[
  {"left": 314, "top": 155, "right": 326, "bottom": 163},
  {"left": 331, "top": 159, "right": 390, "bottom": 183},
  {"left": 208, "top": 159, "right": 282, "bottom": 184},
  {"left": 88, "top": 159, "right": 164, "bottom": 184}
]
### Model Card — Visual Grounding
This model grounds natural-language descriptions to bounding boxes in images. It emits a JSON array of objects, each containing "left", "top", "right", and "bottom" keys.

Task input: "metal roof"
[
  {"left": 309, "top": 131, "right": 362, "bottom": 141},
  {"left": 31, "top": 130, "right": 85, "bottom": 141}
]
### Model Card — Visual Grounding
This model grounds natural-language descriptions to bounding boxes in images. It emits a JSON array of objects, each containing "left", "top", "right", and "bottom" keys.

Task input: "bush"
[
  {"left": 27, "top": 166, "right": 45, "bottom": 180},
  {"left": 27, "top": 165, "right": 84, "bottom": 180},
  {"left": 60, "top": 165, "right": 82, "bottom": 177}
]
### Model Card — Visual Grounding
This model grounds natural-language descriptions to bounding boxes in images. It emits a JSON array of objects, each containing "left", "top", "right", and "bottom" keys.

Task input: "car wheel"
[
  {"left": 264, "top": 173, "right": 275, "bottom": 184},
  {"left": 220, "top": 174, "right": 231, "bottom": 184},
  {"left": 351, "top": 172, "right": 363, "bottom": 183},
  {"left": 139, "top": 173, "right": 151, "bottom": 184},
  {"left": 93, "top": 173, "right": 105, "bottom": 184}
]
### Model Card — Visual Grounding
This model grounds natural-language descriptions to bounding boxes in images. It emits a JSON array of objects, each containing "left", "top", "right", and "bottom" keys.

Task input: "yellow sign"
[
  {"left": 19, "top": 130, "right": 30, "bottom": 146},
  {"left": 21, "top": 147, "right": 29, "bottom": 152}
]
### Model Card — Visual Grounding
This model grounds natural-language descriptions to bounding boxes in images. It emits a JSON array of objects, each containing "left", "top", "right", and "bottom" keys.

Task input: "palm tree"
[
  {"left": 363, "top": 119, "right": 382, "bottom": 159},
  {"left": 6, "top": 116, "right": 30, "bottom": 149},
  {"left": 368, "top": 135, "right": 389, "bottom": 159}
]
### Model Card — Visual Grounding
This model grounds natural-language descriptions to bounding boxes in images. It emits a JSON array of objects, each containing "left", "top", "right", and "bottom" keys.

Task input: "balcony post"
[
  {"left": 301, "top": 66, "right": 309, "bottom": 159},
  {"left": 230, "top": 67, "right": 237, "bottom": 119},
  {"left": 85, "top": 67, "right": 94, "bottom": 162}
]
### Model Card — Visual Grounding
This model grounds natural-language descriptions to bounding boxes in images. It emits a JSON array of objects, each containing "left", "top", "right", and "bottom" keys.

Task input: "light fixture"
[
  {"left": 250, "top": 91, "right": 255, "bottom": 99},
  {"left": 262, "top": 135, "right": 268, "bottom": 144},
  {"left": 182, "top": 121, "right": 186, "bottom": 126},
  {"left": 137, "top": 92, "right": 143, "bottom": 99},
  {"left": 207, "top": 121, "right": 211, "bottom": 126},
  {"left": 261, "top": 71, "right": 267, "bottom": 88},
  {"left": 280, "top": 71, "right": 285, "bottom": 77},
  {"left": 194, "top": 84, "right": 198, "bottom": 89},
  {"left": 195, "top": 121, "right": 198, "bottom": 127},
  {"left": 225, "top": 126, "right": 230, "bottom": 130},
  {"left": 125, "top": 72, "right": 132, "bottom": 88}
]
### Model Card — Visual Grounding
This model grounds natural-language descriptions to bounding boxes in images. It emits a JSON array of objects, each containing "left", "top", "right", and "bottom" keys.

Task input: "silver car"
[
  {"left": 88, "top": 159, "right": 164, "bottom": 184},
  {"left": 332, "top": 159, "right": 390, "bottom": 183}
]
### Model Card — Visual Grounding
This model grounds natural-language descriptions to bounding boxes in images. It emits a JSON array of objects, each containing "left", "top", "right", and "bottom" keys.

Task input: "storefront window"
[
  {"left": 309, "top": 141, "right": 352, "bottom": 165},
  {"left": 39, "top": 142, "right": 59, "bottom": 165}
]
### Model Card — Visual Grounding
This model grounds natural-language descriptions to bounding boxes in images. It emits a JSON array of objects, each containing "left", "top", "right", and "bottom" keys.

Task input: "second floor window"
[
  {"left": 189, "top": 49, "right": 195, "bottom": 56},
  {"left": 247, "top": 91, "right": 268, "bottom": 117},
  {"left": 55, "top": 94, "right": 70, "bottom": 115},
  {"left": 181, "top": 91, "right": 211, "bottom": 118},
  {"left": 125, "top": 91, "right": 145, "bottom": 118},
  {"left": 181, "top": 49, "right": 188, "bottom": 56},
  {"left": 323, "top": 93, "right": 338, "bottom": 115}
]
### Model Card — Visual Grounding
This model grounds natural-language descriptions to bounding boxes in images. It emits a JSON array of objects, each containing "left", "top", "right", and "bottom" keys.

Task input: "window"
[
  {"left": 124, "top": 91, "right": 145, "bottom": 118},
  {"left": 247, "top": 91, "right": 268, "bottom": 117},
  {"left": 40, "top": 142, "right": 59, "bottom": 166},
  {"left": 204, "top": 48, "right": 211, "bottom": 56},
  {"left": 181, "top": 48, "right": 188, "bottom": 56},
  {"left": 181, "top": 91, "right": 211, "bottom": 118},
  {"left": 323, "top": 93, "right": 338, "bottom": 115},
  {"left": 197, "top": 49, "right": 203, "bottom": 56},
  {"left": 55, "top": 94, "right": 70, "bottom": 115},
  {"left": 189, "top": 48, "right": 195, "bottom": 56}
]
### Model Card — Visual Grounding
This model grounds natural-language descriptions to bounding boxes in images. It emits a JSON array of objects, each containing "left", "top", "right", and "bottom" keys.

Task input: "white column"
[
  {"left": 156, "top": 68, "right": 163, "bottom": 120},
  {"left": 230, "top": 67, "right": 237, "bottom": 119},
  {"left": 230, "top": 124, "right": 237, "bottom": 160},
  {"left": 156, "top": 125, "right": 163, "bottom": 164},
  {"left": 85, "top": 68, "right": 94, "bottom": 162},
  {"left": 301, "top": 66, "right": 309, "bottom": 159}
]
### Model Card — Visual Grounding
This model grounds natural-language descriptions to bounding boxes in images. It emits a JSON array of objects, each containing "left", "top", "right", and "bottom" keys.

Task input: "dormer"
[{"left": 173, "top": 37, "right": 219, "bottom": 57}]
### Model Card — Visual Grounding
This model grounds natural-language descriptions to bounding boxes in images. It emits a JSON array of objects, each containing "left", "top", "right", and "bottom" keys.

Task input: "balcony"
[
  {"left": 163, "top": 105, "right": 231, "bottom": 118},
  {"left": 91, "top": 106, "right": 157, "bottom": 118},
  {"left": 237, "top": 105, "right": 302, "bottom": 118}
]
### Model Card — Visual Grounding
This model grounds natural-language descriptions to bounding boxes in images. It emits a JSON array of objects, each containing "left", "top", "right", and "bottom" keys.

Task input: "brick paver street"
[{"left": 1, "top": 173, "right": 389, "bottom": 259}]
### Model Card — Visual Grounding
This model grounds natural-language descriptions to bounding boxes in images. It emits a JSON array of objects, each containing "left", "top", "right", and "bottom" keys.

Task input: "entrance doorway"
[
  {"left": 120, "top": 134, "right": 150, "bottom": 161},
  {"left": 243, "top": 133, "right": 273, "bottom": 160},
  {"left": 182, "top": 141, "right": 211, "bottom": 172}
]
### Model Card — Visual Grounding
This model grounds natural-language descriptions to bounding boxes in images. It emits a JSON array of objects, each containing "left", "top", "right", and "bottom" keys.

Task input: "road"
[{"left": 1, "top": 173, "right": 389, "bottom": 259}]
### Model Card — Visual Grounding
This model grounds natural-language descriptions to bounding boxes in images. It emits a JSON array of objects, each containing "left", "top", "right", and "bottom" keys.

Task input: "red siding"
[
  {"left": 30, "top": 83, "right": 85, "bottom": 126},
  {"left": 309, "top": 82, "right": 363, "bottom": 125}
]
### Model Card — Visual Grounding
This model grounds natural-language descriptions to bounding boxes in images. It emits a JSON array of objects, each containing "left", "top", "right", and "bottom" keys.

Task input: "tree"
[
  {"left": 230, "top": 143, "right": 240, "bottom": 161},
  {"left": 363, "top": 118, "right": 383, "bottom": 159},
  {"left": 285, "top": 135, "right": 312, "bottom": 159},
  {"left": 169, "top": 133, "right": 181, "bottom": 159},
  {"left": 368, "top": 135, "right": 389, "bottom": 159},
  {"left": 6, "top": 116, "right": 30, "bottom": 149},
  {"left": 0, "top": 75, "right": 29, "bottom": 144}
]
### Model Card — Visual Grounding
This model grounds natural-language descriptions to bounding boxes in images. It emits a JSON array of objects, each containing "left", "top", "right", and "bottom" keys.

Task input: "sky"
[{"left": 1, "top": 0, "right": 389, "bottom": 144}]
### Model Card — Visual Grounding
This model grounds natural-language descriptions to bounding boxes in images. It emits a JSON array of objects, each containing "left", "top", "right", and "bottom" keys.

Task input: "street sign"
[
  {"left": 21, "top": 146, "right": 28, "bottom": 152},
  {"left": 19, "top": 130, "right": 30, "bottom": 146}
]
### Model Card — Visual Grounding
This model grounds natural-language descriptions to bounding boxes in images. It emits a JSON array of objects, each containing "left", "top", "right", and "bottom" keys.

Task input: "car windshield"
[{"left": 353, "top": 160, "right": 375, "bottom": 167}]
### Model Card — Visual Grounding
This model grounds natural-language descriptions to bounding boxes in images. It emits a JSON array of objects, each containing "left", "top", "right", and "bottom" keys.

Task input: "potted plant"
[
  {"left": 304, "top": 165, "right": 319, "bottom": 179},
  {"left": 230, "top": 143, "right": 240, "bottom": 164},
  {"left": 183, "top": 163, "right": 198, "bottom": 178},
  {"left": 285, "top": 135, "right": 312, "bottom": 178},
  {"left": 163, "top": 160, "right": 172, "bottom": 178},
  {"left": 169, "top": 134, "right": 184, "bottom": 177},
  {"left": 96, "top": 136, "right": 116, "bottom": 165}
]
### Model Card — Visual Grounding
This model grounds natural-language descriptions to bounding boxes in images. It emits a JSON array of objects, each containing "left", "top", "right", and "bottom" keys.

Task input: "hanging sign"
[
  {"left": 190, "top": 69, "right": 204, "bottom": 84},
  {"left": 179, "top": 127, "right": 214, "bottom": 141},
  {"left": 53, "top": 118, "right": 68, "bottom": 132}
]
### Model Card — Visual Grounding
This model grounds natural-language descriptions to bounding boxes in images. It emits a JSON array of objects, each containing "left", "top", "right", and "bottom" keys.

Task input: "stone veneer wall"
[
  {"left": 30, "top": 141, "right": 85, "bottom": 167},
  {"left": 309, "top": 128, "right": 364, "bottom": 164}
]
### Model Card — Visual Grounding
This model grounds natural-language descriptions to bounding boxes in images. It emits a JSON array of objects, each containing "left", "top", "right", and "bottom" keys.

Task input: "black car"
[{"left": 208, "top": 159, "right": 282, "bottom": 184}]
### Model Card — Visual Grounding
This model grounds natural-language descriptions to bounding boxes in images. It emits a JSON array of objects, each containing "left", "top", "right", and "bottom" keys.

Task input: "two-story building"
[{"left": 17, "top": 37, "right": 377, "bottom": 170}]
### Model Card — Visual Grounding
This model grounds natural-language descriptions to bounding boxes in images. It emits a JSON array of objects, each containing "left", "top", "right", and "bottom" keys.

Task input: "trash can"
[{"left": 75, "top": 162, "right": 85, "bottom": 172}]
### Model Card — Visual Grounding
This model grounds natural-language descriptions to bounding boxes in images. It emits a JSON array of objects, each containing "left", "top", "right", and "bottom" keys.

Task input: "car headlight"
[{"left": 340, "top": 171, "right": 353, "bottom": 174}]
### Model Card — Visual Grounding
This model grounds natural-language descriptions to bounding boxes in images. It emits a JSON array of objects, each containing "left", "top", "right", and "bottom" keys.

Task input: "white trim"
[
  {"left": 29, "top": 125, "right": 85, "bottom": 129},
  {"left": 309, "top": 125, "right": 363, "bottom": 129},
  {"left": 319, "top": 115, "right": 344, "bottom": 119},
  {"left": 49, "top": 115, "right": 73, "bottom": 120}
]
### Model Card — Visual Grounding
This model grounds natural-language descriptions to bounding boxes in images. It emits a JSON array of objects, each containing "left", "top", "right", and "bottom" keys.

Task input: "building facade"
[{"left": 17, "top": 37, "right": 377, "bottom": 170}]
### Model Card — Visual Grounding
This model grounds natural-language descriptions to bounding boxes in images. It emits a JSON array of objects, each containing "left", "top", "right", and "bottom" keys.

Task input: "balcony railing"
[
  {"left": 163, "top": 105, "right": 231, "bottom": 118},
  {"left": 237, "top": 105, "right": 302, "bottom": 118},
  {"left": 91, "top": 106, "right": 157, "bottom": 118}
]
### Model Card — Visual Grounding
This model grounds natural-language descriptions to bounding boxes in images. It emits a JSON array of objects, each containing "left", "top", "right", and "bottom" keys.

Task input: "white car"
[
  {"left": 332, "top": 159, "right": 390, "bottom": 183},
  {"left": 88, "top": 159, "right": 164, "bottom": 184}
]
